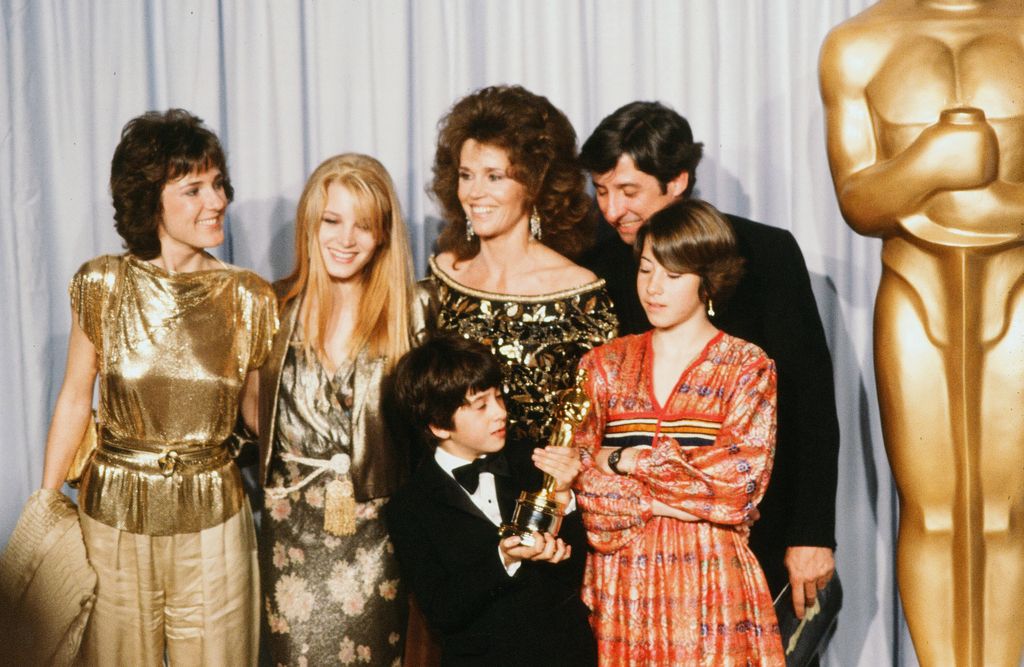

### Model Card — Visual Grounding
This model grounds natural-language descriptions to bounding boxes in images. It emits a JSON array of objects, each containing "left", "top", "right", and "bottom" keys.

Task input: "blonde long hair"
[{"left": 282, "top": 153, "right": 415, "bottom": 368}]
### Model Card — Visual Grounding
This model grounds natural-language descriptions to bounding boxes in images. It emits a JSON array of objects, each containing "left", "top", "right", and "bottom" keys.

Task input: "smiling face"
[
  {"left": 431, "top": 387, "right": 508, "bottom": 462},
  {"left": 592, "top": 154, "right": 688, "bottom": 245},
  {"left": 317, "top": 182, "right": 379, "bottom": 283},
  {"left": 637, "top": 238, "right": 706, "bottom": 331},
  {"left": 457, "top": 139, "right": 529, "bottom": 241},
  {"left": 157, "top": 168, "right": 228, "bottom": 253}
]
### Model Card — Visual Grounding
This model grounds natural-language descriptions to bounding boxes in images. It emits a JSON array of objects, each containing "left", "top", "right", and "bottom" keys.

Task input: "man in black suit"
[
  {"left": 385, "top": 337, "right": 596, "bottom": 667},
  {"left": 579, "top": 101, "right": 840, "bottom": 621}
]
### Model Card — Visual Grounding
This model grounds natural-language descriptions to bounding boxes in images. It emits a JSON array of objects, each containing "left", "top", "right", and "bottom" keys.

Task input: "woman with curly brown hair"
[
  {"left": 38, "top": 109, "right": 277, "bottom": 665},
  {"left": 427, "top": 85, "right": 618, "bottom": 453}
]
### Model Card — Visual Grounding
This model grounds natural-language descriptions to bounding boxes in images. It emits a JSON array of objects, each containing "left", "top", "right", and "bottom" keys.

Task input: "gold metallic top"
[{"left": 72, "top": 254, "right": 277, "bottom": 535}]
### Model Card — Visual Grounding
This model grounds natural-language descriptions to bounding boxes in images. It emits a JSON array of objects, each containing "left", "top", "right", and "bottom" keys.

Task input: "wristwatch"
[{"left": 607, "top": 447, "right": 628, "bottom": 475}]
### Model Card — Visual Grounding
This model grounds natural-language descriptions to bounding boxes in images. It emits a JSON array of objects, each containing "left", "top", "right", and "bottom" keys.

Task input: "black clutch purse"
[{"left": 773, "top": 573, "right": 843, "bottom": 667}]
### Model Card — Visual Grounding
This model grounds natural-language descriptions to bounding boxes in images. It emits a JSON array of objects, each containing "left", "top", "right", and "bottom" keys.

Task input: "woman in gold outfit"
[
  {"left": 256, "top": 154, "right": 427, "bottom": 666},
  {"left": 427, "top": 85, "right": 618, "bottom": 452},
  {"left": 39, "top": 109, "right": 277, "bottom": 665}
]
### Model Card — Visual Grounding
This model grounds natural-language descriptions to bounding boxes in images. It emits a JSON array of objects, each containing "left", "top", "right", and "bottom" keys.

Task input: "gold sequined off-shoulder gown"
[{"left": 426, "top": 255, "right": 618, "bottom": 450}]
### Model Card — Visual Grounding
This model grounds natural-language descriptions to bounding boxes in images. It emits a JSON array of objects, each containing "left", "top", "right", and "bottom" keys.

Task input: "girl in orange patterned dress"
[{"left": 574, "top": 199, "right": 785, "bottom": 666}]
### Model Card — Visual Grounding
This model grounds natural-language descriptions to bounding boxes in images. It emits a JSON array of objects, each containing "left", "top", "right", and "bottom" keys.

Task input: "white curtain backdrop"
[{"left": 1, "top": 1, "right": 913, "bottom": 664}]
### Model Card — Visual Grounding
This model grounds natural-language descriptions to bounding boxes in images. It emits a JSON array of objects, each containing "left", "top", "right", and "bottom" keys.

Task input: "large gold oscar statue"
[{"left": 820, "top": 2, "right": 1024, "bottom": 665}]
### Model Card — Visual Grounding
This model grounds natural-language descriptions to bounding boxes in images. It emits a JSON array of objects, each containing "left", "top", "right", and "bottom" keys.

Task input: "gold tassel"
[{"left": 324, "top": 478, "right": 357, "bottom": 536}]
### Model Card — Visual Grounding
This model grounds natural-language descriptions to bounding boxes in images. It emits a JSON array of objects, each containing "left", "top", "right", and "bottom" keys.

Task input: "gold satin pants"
[{"left": 77, "top": 504, "right": 258, "bottom": 666}]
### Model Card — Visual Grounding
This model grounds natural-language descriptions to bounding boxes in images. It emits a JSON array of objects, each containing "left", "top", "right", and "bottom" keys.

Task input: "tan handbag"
[
  {"left": 0, "top": 489, "right": 97, "bottom": 667},
  {"left": 65, "top": 412, "right": 98, "bottom": 487}
]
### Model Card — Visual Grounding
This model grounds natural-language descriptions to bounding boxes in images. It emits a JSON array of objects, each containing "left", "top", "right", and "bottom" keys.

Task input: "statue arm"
[
  {"left": 820, "top": 30, "right": 998, "bottom": 237},
  {"left": 820, "top": 30, "right": 900, "bottom": 236},
  {"left": 921, "top": 179, "right": 1024, "bottom": 234}
]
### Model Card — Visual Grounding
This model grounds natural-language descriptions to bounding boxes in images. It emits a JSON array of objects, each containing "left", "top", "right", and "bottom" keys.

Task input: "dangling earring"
[
  {"left": 465, "top": 217, "right": 475, "bottom": 242},
  {"left": 529, "top": 207, "right": 542, "bottom": 240},
  {"left": 706, "top": 298, "right": 715, "bottom": 317}
]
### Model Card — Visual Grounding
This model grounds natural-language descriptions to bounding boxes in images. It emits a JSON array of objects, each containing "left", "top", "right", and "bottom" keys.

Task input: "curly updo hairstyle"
[
  {"left": 634, "top": 199, "right": 745, "bottom": 308},
  {"left": 430, "top": 85, "right": 591, "bottom": 260},
  {"left": 109, "top": 109, "right": 233, "bottom": 259}
]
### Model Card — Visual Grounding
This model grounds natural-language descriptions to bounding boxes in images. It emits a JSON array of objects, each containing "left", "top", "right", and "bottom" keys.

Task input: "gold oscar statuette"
[
  {"left": 821, "top": 3, "right": 1024, "bottom": 664},
  {"left": 499, "top": 368, "right": 591, "bottom": 547}
]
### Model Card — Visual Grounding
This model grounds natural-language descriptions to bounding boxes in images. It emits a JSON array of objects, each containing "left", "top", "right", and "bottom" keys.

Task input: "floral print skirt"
[{"left": 259, "top": 483, "right": 406, "bottom": 666}]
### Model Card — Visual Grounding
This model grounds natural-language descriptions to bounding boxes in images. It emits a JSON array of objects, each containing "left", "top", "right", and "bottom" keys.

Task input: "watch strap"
[{"left": 608, "top": 447, "right": 627, "bottom": 475}]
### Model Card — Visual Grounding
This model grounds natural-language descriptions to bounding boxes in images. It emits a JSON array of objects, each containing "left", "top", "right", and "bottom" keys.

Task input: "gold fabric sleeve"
[{"left": 68, "top": 255, "right": 120, "bottom": 350}]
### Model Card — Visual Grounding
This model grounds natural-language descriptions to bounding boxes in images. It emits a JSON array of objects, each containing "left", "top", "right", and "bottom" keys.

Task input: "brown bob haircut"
[
  {"left": 110, "top": 109, "right": 233, "bottom": 259},
  {"left": 430, "top": 85, "right": 592, "bottom": 260},
  {"left": 634, "top": 199, "right": 745, "bottom": 307}
]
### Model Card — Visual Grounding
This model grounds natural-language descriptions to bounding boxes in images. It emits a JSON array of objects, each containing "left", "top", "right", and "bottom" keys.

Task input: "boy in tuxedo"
[{"left": 385, "top": 336, "right": 596, "bottom": 667}]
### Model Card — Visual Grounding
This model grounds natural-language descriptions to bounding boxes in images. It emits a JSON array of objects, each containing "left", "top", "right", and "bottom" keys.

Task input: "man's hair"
[
  {"left": 391, "top": 336, "right": 503, "bottom": 449},
  {"left": 580, "top": 101, "right": 703, "bottom": 197},
  {"left": 634, "top": 199, "right": 744, "bottom": 307},
  {"left": 110, "top": 109, "right": 233, "bottom": 259}
]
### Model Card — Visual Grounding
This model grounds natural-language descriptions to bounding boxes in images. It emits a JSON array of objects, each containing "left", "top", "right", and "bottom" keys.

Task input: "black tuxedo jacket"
[
  {"left": 581, "top": 213, "right": 840, "bottom": 595},
  {"left": 385, "top": 449, "right": 596, "bottom": 667}
]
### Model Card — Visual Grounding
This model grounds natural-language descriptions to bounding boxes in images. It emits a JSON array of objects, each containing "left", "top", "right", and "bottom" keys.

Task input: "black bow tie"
[{"left": 452, "top": 453, "right": 510, "bottom": 494}]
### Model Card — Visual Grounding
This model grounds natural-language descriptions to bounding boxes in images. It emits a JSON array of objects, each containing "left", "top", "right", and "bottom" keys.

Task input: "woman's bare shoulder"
[
  {"left": 533, "top": 245, "right": 598, "bottom": 290},
  {"left": 432, "top": 251, "right": 459, "bottom": 276}
]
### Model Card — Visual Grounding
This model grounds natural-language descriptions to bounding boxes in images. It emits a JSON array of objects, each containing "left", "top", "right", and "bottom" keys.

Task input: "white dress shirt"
[
  {"left": 434, "top": 447, "right": 506, "bottom": 527},
  {"left": 435, "top": 447, "right": 520, "bottom": 575}
]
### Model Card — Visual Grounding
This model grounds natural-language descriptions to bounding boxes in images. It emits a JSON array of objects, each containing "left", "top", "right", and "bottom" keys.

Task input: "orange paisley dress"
[{"left": 574, "top": 331, "right": 784, "bottom": 666}]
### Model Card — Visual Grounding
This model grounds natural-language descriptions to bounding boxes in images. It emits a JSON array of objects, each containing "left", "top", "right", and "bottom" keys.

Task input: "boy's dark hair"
[
  {"left": 579, "top": 100, "right": 703, "bottom": 197},
  {"left": 391, "top": 336, "right": 503, "bottom": 449}
]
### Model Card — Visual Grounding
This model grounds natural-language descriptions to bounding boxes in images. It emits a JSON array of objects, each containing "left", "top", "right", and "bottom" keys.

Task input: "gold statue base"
[{"left": 499, "top": 491, "right": 565, "bottom": 547}]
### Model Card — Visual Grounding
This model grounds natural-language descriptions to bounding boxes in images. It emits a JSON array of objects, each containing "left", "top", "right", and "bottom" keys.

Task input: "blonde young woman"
[{"left": 255, "top": 154, "right": 428, "bottom": 666}]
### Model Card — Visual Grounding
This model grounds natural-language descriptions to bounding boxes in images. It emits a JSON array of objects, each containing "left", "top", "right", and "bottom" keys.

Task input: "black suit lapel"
[
  {"left": 419, "top": 457, "right": 493, "bottom": 524},
  {"left": 495, "top": 474, "right": 518, "bottom": 524}
]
